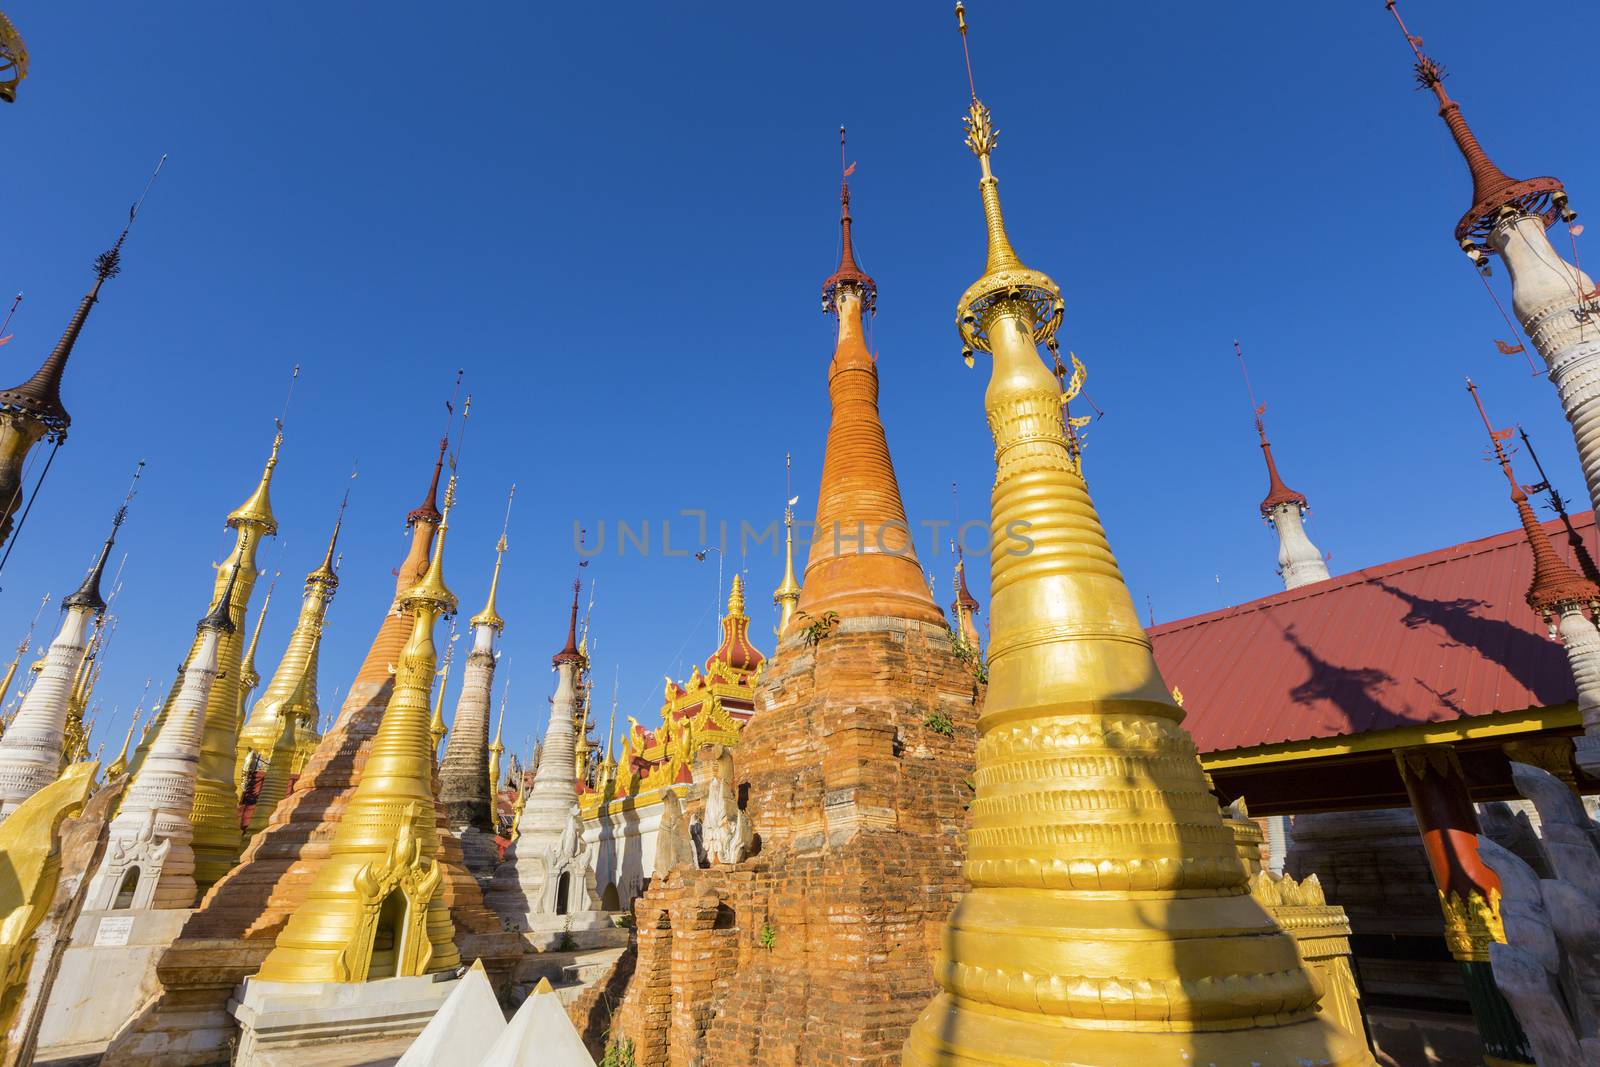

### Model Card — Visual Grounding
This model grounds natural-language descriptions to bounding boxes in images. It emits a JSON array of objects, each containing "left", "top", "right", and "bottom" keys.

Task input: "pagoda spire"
[
  {"left": 950, "top": 548, "right": 982, "bottom": 652},
  {"left": 904, "top": 8, "right": 1372, "bottom": 1064},
  {"left": 256, "top": 477, "right": 462, "bottom": 983},
  {"left": 1386, "top": 3, "right": 1600, "bottom": 538},
  {"left": 486, "top": 577, "right": 601, "bottom": 927},
  {"left": 440, "top": 487, "right": 514, "bottom": 872},
  {"left": 1385, "top": 1, "right": 1569, "bottom": 257},
  {"left": 1468, "top": 382, "right": 1600, "bottom": 734},
  {"left": 707, "top": 575, "right": 764, "bottom": 674},
  {"left": 1517, "top": 425, "right": 1600, "bottom": 585},
  {"left": 180, "top": 426, "right": 279, "bottom": 892},
  {"left": 0, "top": 476, "right": 136, "bottom": 818},
  {"left": 408, "top": 436, "right": 447, "bottom": 529},
  {"left": 1235, "top": 340, "right": 1329, "bottom": 590},
  {"left": 236, "top": 575, "right": 276, "bottom": 729},
  {"left": 84, "top": 573, "right": 237, "bottom": 911},
  {"left": 772, "top": 454, "right": 801, "bottom": 636},
  {"left": 0, "top": 159, "right": 162, "bottom": 552},
  {"left": 235, "top": 501, "right": 344, "bottom": 790},
  {"left": 796, "top": 131, "right": 942, "bottom": 629},
  {"left": 105, "top": 705, "right": 140, "bottom": 781}
]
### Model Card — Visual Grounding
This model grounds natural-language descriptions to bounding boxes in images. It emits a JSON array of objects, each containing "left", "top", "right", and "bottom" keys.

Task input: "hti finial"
[
  {"left": 1236, "top": 341, "right": 1307, "bottom": 517},
  {"left": 1467, "top": 377, "right": 1599, "bottom": 618},
  {"left": 1385, "top": 0, "right": 1570, "bottom": 254},
  {"left": 822, "top": 126, "right": 875, "bottom": 316}
]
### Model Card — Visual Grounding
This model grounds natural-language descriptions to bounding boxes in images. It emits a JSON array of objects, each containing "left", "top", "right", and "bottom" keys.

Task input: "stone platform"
[{"left": 230, "top": 973, "right": 460, "bottom": 1066}]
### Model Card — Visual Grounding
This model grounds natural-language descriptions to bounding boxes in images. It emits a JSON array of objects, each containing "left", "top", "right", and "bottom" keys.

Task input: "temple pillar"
[{"left": 1395, "top": 744, "right": 1534, "bottom": 1066}]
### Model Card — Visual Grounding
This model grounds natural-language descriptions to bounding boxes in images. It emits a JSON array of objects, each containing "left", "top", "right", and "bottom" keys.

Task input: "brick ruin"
[{"left": 584, "top": 615, "right": 980, "bottom": 1066}]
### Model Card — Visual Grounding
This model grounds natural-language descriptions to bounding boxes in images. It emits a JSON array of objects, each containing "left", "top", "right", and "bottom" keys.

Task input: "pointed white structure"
[
  {"left": 1235, "top": 341, "right": 1329, "bottom": 591},
  {"left": 396, "top": 960, "right": 506, "bottom": 1067},
  {"left": 482, "top": 977, "right": 596, "bottom": 1067},
  {"left": 486, "top": 582, "right": 602, "bottom": 930},
  {"left": 0, "top": 505, "right": 123, "bottom": 818},
  {"left": 83, "top": 570, "right": 237, "bottom": 910}
]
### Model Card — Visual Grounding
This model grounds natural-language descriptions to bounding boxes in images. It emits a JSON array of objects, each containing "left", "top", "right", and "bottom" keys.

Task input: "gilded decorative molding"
[{"left": 1440, "top": 887, "right": 1507, "bottom": 963}]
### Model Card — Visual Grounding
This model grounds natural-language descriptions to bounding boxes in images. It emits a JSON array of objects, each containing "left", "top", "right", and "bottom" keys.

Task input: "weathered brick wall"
[{"left": 597, "top": 617, "right": 979, "bottom": 1066}]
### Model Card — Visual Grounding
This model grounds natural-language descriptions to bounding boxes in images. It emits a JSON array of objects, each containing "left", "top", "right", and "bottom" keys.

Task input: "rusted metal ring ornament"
[{"left": 1460, "top": 178, "right": 1564, "bottom": 254}]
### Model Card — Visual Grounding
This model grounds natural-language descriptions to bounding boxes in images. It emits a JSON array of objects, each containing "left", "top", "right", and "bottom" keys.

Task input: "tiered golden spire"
[
  {"left": 470, "top": 486, "right": 514, "bottom": 633},
  {"left": 430, "top": 624, "right": 455, "bottom": 754},
  {"left": 487, "top": 691, "right": 506, "bottom": 800},
  {"left": 106, "top": 705, "right": 140, "bottom": 780},
  {"left": 255, "top": 477, "right": 462, "bottom": 983},
  {"left": 903, "top": 8, "right": 1373, "bottom": 1065},
  {"left": 235, "top": 506, "right": 342, "bottom": 787},
  {"left": 773, "top": 454, "right": 802, "bottom": 636}
]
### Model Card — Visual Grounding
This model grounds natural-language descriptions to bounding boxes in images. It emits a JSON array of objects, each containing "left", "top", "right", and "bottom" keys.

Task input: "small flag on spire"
[
  {"left": 843, "top": 161, "right": 857, "bottom": 177},
  {"left": 1495, "top": 339, "right": 1526, "bottom": 356}
]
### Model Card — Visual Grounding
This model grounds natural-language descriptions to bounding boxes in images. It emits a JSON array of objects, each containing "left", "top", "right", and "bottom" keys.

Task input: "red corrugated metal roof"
[{"left": 1149, "top": 512, "right": 1594, "bottom": 756}]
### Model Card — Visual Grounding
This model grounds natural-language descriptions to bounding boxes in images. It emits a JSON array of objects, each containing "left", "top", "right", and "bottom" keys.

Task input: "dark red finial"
[
  {"left": 1235, "top": 340, "right": 1308, "bottom": 517},
  {"left": 1467, "top": 378, "right": 1597, "bottom": 618},
  {"left": 1385, "top": 1, "right": 1568, "bottom": 254},
  {"left": 407, "top": 435, "right": 447, "bottom": 528},
  {"left": 553, "top": 578, "right": 583, "bottom": 665},
  {"left": 821, "top": 126, "right": 877, "bottom": 317}
]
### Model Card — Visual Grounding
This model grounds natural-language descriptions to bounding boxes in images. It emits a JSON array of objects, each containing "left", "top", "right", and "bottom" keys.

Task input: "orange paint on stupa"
[{"left": 794, "top": 165, "right": 942, "bottom": 631}]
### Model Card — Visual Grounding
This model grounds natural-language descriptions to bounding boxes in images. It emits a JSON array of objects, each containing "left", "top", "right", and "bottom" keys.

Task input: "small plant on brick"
[
  {"left": 949, "top": 630, "right": 988, "bottom": 685},
  {"left": 794, "top": 609, "right": 840, "bottom": 647},
  {"left": 555, "top": 931, "right": 576, "bottom": 952},
  {"left": 923, "top": 712, "right": 955, "bottom": 737},
  {"left": 602, "top": 1035, "right": 638, "bottom": 1067},
  {"left": 758, "top": 922, "right": 777, "bottom": 950},
  {"left": 613, "top": 911, "right": 635, "bottom": 929}
]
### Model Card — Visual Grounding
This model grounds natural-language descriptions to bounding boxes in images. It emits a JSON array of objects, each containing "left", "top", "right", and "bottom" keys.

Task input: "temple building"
[
  {"left": 584, "top": 576, "right": 764, "bottom": 908},
  {"left": 0, "top": 499, "right": 123, "bottom": 817}
]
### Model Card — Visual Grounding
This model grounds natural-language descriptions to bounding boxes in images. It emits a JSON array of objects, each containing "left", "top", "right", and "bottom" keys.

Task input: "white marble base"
[
  {"left": 35, "top": 907, "right": 195, "bottom": 1056},
  {"left": 230, "top": 973, "right": 461, "bottom": 1066}
]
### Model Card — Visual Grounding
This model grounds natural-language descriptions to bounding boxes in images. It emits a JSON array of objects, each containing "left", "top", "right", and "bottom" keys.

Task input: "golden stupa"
[
  {"left": 253, "top": 479, "right": 463, "bottom": 984},
  {"left": 902, "top": 10, "right": 1374, "bottom": 1066}
]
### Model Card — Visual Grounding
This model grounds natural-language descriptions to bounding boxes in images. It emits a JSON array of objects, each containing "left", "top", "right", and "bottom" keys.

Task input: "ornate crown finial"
[
  {"left": 1385, "top": 0, "right": 1570, "bottom": 255},
  {"left": 0, "top": 13, "right": 29, "bottom": 103}
]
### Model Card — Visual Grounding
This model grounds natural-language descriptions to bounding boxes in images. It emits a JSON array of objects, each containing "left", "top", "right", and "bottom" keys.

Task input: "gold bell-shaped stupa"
[
  {"left": 903, "top": 10, "right": 1374, "bottom": 1066},
  {"left": 253, "top": 480, "right": 463, "bottom": 983}
]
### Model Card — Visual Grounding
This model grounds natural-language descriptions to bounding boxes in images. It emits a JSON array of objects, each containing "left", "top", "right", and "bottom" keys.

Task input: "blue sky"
[{"left": 4, "top": 1, "right": 1598, "bottom": 760}]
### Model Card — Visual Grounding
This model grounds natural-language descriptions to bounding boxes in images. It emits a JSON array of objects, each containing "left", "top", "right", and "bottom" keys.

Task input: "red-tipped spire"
[
  {"left": 1468, "top": 379, "right": 1598, "bottom": 619},
  {"left": 407, "top": 435, "right": 447, "bottom": 528},
  {"left": 821, "top": 126, "right": 877, "bottom": 316},
  {"left": 552, "top": 578, "right": 583, "bottom": 666},
  {"left": 1386, "top": 1, "right": 1568, "bottom": 254},
  {"left": 1235, "top": 341, "right": 1308, "bottom": 517}
]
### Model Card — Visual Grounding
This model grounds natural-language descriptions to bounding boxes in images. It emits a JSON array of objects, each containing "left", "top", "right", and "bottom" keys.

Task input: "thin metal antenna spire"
[
  {"left": 441, "top": 369, "right": 465, "bottom": 453},
  {"left": 499, "top": 483, "right": 516, "bottom": 550},
  {"left": 954, "top": 3, "right": 977, "bottom": 102},
  {"left": 1234, "top": 340, "right": 1267, "bottom": 436},
  {"left": 278, "top": 364, "right": 300, "bottom": 434},
  {"left": 0, "top": 293, "right": 20, "bottom": 339}
]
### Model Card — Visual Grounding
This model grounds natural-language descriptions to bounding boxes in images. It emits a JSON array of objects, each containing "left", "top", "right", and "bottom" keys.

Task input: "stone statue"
[
  {"left": 1478, "top": 760, "right": 1600, "bottom": 1064},
  {"left": 556, "top": 803, "right": 583, "bottom": 861},
  {"left": 652, "top": 791, "right": 695, "bottom": 879},
  {"left": 699, "top": 749, "right": 751, "bottom": 866}
]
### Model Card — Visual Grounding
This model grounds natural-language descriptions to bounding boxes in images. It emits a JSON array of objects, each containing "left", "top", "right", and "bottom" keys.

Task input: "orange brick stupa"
[
  {"left": 790, "top": 147, "right": 943, "bottom": 634},
  {"left": 103, "top": 439, "right": 524, "bottom": 1066},
  {"left": 583, "top": 143, "right": 981, "bottom": 1067}
]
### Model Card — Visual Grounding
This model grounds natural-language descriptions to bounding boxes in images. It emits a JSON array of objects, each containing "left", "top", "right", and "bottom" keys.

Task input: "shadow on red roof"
[{"left": 1149, "top": 512, "right": 1592, "bottom": 755}]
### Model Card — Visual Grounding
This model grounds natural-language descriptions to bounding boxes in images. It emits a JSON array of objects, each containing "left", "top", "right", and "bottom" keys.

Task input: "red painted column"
[{"left": 1394, "top": 745, "right": 1532, "bottom": 1066}]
